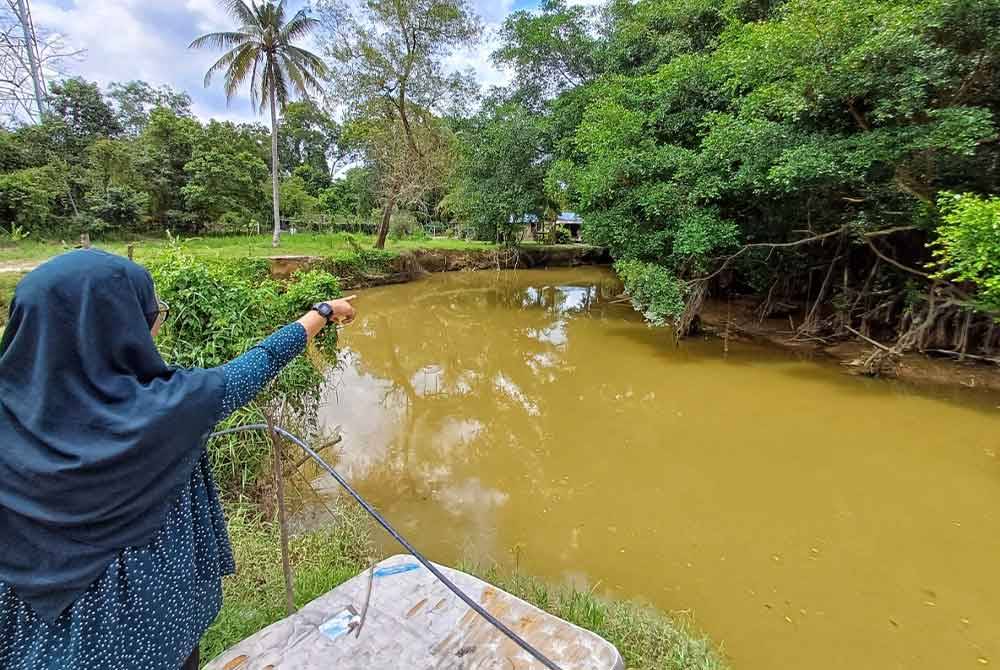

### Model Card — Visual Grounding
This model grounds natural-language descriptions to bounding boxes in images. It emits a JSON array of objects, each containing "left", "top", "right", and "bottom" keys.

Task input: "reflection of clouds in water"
[
  {"left": 528, "top": 320, "right": 568, "bottom": 347},
  {"left": 435, "top": 418, "right": 484, "bottom": 456},
  {"left": 454, "top": 370, "right": 478, "bottom": 396},
  {"left": 317, "top": 356, "right": 402, "bottom": 480},
  {"left": 527, "top": 352, "right": 559, "bottom": 377},
  {"left": 494, "top": 373, "right": 541, "bottom": 416},
  {"left": 559, "top": 286, "right": 594, "bottom": 313},
  {"left": 436, "top": 477, "right": 509, "bottom": 516}
]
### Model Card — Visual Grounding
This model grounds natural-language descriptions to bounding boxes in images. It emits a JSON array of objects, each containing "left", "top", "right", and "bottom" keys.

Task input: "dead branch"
[{"left": 864, "top": 237, "right": 931, "bottom": 279}]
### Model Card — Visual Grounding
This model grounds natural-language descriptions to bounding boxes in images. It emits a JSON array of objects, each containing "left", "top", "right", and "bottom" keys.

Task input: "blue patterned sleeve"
[{"left": 217, "top": 323, "right": 308, "bottom": 420}]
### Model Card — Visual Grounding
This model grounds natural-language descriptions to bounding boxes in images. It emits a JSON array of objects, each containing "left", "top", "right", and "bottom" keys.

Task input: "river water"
[{"left": 307, "top": 267, "right": 1000, "bottom": 670}]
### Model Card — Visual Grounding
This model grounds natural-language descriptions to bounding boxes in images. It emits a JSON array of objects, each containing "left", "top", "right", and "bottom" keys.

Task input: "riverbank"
[
  {"left": 265, "top": 244, "right": 612, "bottom": 286},
  {"left": 698, "top": 297, "right": 1000, "bottom": 394},
  {"left": 213, "top": 500, "right": 726, "bottom": 670}
]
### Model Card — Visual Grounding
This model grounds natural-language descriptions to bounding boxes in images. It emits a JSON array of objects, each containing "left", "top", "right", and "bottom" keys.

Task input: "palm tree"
[{"left": 190, "top": 0, "right": 326, "bottom": 247}]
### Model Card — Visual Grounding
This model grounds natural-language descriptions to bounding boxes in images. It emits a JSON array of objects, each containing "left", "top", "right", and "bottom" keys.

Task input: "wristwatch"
[{"left": 311, "top": 302, "right": 336, "bottom": 324}]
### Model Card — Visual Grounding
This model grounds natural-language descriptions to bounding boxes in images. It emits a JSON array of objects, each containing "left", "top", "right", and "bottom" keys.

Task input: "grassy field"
[
  {"left": 0, "top": 233, "right": 495, "bottom": 266},
  {"left": 0, "top": 233, "right": 499, "bottom": 328}
]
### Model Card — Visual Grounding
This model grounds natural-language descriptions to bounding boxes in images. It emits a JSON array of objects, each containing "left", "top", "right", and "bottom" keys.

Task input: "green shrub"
[
  {"left": 615, "top": 260, "right": 688, "bottom": 327},
  {"left": 932, "top": 192, "right": 1000, "bottom": 314},
  {"left": 145, "top": 244, "right": 342, "bottom": 495},
  {"left": 551, "top": 225, "right": 573, "bottom": 245}
]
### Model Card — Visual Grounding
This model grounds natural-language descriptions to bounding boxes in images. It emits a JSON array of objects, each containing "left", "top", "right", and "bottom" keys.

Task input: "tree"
[
  {"left": 182, "top": 148, "right": 269, "bottom": 229},
  {"left": 137, "top": 107, "right": 202, "bottom": 231},
  {"left": 47, "top": 79, "right": 121, "bottom": 150},
  {"left": 315, "top": 0, "right": 481, "bottom": 248},
  {"left": 493, "top": 0, "right": 601, "bottom": 99},
  {"left": 493, "top": 0, "right": 1000, "bottom": 357},
  {"left": 0, "top": 162, "right": 64, "bottom": 233},
  {"left": 344, "top": 112, "right": 456, "bottom": 244},
  {"left": 107, "top": 81, "right": 193, "bottom": 137},
  {"left": 449, "top": 103, "right": 548, "bottom": 243},
  {"left": 190, "top": 0, "right": 327, "bottom": 247},
  {"left": 278, "top": 99, "right": 341, "bottom": 180}
]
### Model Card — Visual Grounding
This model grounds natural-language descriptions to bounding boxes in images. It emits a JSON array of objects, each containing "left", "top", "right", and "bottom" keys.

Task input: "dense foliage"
[{"left": 474, "top": 0, "right": 1000, "bottom": 357}]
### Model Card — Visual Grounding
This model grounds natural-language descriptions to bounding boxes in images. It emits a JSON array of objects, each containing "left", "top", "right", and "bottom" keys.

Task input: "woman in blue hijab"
[{"left": 0, "top": 250, "right": 356, "bottom": 669}]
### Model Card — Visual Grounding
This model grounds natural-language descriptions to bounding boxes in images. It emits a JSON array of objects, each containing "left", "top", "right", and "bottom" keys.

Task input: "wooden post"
[
  {"left": 127, "top": 244, "right": 135, "bottom": 261},
  {"left": 266, "top": 411, "right": 296, "bottom": 616},
  {"left": 79, "top": 233, "right": 91, "bottom": 249}
]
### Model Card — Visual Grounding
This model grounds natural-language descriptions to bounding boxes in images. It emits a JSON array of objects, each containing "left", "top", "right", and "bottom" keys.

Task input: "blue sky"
[{"left": 30, "top": 0, "right": 552, "bottom": 122}]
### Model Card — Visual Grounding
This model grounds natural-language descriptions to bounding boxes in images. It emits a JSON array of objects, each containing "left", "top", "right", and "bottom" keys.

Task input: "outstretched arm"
[{"left": 217, "top": 297, "right": 357, "bottom": 421}]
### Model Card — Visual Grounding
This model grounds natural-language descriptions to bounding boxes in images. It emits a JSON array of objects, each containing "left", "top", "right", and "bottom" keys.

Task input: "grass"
[
  {"left": 0, "top": 233, "right": 495, "bottom": 266},
  {"left": 200, "top": 502, "right": 375, "bottom": 665},
  {"left": 0, "top": 272, "right": 24, "bottom": 330},
  {"left": 0, "top": 232, "right": 498, "bottom": 327},
  {"left": 466, "top": 565, "right": 728, "bottom": 670},
  {"left": 202, "top": 502, "right": 728, "bottom": 670}
]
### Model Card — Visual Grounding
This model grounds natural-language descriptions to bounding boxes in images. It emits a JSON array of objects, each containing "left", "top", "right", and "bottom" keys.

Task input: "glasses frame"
[{"left": 154, "top": 298, "right": 170, "bottom": 328}]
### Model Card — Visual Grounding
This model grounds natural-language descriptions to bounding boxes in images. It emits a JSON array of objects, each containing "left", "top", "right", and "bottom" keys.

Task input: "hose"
[{"left": 210, "top": 424, "right": 564, "bottom": 670}]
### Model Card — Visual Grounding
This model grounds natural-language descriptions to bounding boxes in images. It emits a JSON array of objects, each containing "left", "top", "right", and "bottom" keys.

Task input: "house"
[
  {"left": 516, "top": 212, "right": 584, "bottom": 242},
  {"left": 556, "top": 212, "right": 583, "bottom": 240}
]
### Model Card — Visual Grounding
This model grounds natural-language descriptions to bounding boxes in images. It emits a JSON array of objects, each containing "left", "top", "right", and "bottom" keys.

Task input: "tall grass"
[
  {"left": 200, "top": 502, "right": 374, "bottom": 664},
  {"left": 465, "top": 565, "right": 728, "bottom": 670}
]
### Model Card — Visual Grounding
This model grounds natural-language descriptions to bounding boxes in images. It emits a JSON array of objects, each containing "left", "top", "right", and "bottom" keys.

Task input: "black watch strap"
[{"left": 311, "top": 302, "right": 335, "bottom": 324}]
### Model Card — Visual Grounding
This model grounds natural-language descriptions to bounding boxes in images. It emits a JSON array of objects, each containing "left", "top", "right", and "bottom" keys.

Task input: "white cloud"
[
  {"left": 27, "top": 0, "right": 537, "bottom": 123},
  {"left": 30, "top": 0, "right": 264, "bottom": 121}
]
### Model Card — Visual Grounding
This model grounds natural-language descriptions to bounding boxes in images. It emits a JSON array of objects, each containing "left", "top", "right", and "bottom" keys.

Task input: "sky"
[{"left": 28, "top": 0, "right": 548, "bottom": 123}]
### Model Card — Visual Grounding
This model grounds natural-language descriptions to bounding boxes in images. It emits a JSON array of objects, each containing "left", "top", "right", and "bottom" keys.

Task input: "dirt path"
[{"left": 0, "top": 262, "right": 37, "bottom": 274}]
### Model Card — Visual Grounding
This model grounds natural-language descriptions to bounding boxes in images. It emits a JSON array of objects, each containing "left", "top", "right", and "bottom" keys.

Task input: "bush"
[
  {"left": 615, "top": 259, "right": 688, "bottom": 327},
  {"left": 145, "top": 244, "right": 342, "bottom": 495},
  {"left": 388, "top": 211, "right": 427, "bottom": 241},
  {"left": 551, "top": 225, "right": 573, "bottom": 245},
  {"left": 932, "top": 192, "right": 1000, "bottom": 314}
]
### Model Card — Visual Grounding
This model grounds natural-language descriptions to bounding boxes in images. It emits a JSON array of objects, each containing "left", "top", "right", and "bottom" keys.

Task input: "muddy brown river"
[{"left": 308, "top": 267, "right": 1000, "bottom": 670}]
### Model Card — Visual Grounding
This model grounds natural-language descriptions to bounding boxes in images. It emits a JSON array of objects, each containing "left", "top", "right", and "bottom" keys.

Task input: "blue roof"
[{"left": 558, "top": 212, "right": 582, "bottom": 223}]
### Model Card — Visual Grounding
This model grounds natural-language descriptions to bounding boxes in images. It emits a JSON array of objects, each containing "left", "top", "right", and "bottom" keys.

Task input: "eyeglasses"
[{"left": 155, "top": 298, "right": 170, "bottom": 325}]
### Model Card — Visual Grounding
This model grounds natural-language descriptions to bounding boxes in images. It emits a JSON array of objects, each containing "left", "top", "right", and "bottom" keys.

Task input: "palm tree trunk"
[{"left": 269, "top": 84, "right": 282, "bottom": 248}]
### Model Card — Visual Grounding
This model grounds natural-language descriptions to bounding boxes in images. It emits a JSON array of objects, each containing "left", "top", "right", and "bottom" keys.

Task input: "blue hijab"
[{"left": 0, "top": 250, "right": 225, "bottom": 623}]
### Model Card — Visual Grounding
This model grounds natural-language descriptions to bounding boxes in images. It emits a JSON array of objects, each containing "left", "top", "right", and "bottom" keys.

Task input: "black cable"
[{"left": 210, "top": 424, "right": 564, "bottom": 670}]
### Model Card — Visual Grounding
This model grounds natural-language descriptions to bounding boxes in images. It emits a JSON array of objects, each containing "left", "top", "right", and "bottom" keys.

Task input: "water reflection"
[{"left": 302, "top": 268, "right": 1000, "bottom": 670}]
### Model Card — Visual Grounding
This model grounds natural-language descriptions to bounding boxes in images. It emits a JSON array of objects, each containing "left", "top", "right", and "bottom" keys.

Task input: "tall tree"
[
  {"left": 448, "top": 103, "right": 548, "bottom": 243},
  {"left": 190, "top": 0, "right": 327, "bottom": 247},
  {"left": 315, "top": 0, "right": 481, "bottom": 248},
  {"left": 107, "top": 81, "right": 193, "bottom": 137},
  {"left": 278, "top": 99, "right": 341, "bottom": 180}
]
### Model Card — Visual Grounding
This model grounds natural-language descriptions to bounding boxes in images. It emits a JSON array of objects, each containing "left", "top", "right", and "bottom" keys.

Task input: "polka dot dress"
[{"left": 0, "top": 323, "right": 307, "bottom": 670}]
